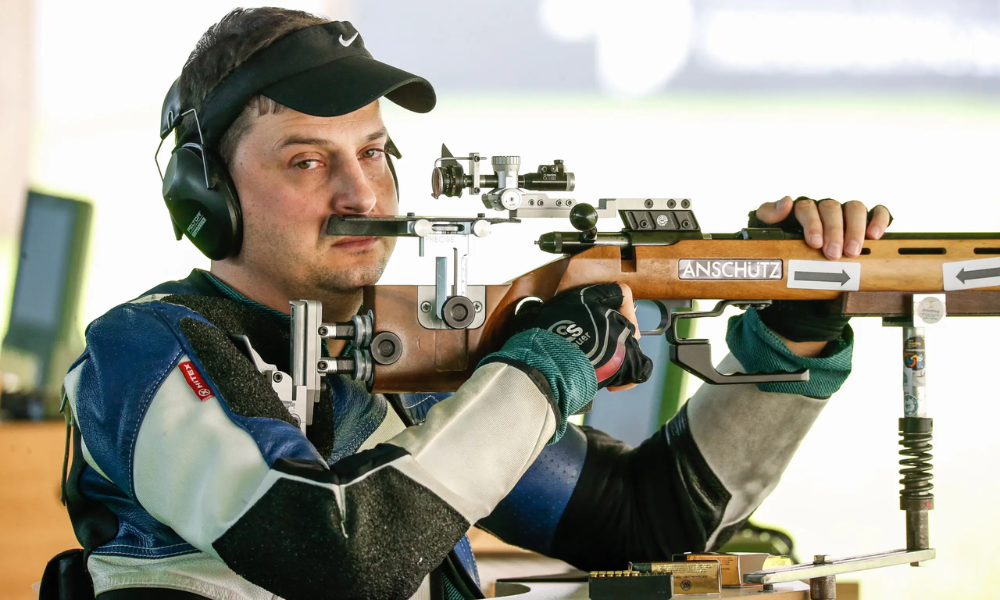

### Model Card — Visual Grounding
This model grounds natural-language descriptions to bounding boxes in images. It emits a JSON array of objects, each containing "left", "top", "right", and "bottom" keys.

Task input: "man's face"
[{"left": 227, "top": 101, "right": 397, "bottom": 300}]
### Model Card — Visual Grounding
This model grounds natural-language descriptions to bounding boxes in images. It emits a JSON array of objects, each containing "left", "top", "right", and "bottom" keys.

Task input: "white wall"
[{"left": 0, "top": 0, "right": 34, "bottom": 344}]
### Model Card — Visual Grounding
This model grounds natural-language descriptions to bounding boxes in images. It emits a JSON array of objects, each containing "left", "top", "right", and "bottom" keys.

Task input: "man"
[{"left": 58, "top": 8, "right": 889, "bottom": 600}]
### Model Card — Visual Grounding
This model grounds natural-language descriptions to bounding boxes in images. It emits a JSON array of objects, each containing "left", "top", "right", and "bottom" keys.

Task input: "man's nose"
[{"left": 331, "top": 159, "right": 378, "bottom": 215}]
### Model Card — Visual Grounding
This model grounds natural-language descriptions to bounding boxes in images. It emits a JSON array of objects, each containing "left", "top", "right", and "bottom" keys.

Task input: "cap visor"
[{"left": 261, "top": 54, "right": 436, "bottom": 117}]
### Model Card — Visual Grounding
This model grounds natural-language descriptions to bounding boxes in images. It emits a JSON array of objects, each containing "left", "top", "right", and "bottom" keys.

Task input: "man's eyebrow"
[
  {"left": 363, "top": 127, "right": 389, "bottom": 143},
  {"left": 278, "top": 135, "right": 330, "bottom": 149},
  {"left": 278, "top": 128, "right": 388, "bottom": 149}
]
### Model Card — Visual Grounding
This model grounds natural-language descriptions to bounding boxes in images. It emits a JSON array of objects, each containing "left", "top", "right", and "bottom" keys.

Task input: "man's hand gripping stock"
[{"left": 512, "top": 283, "right": 653, "bottom": 393}]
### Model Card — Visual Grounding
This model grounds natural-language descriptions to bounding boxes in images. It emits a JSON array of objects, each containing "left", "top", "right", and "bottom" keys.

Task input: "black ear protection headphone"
[{"left": 157, "top": 79, "right": 402, "bottom": 261}]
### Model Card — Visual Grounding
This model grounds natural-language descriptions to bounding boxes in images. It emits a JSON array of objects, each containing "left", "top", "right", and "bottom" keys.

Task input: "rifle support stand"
[
  {"left": 745, "top": 294, "right": 944, "bottom": 597},
  {"left": 746, "top": 549, "right": 936, "bottom": 599},
  {"left": 885, "top": 294, "right": 940, "bottom": 564}
]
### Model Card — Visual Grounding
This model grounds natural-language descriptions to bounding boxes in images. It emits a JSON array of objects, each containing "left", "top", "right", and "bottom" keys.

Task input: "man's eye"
[
  {"left": 295, "top": 159, "right": 320, "bottom": 170},
  {"left": 363, "top": 148, "right": 386, "bottom": 159}
]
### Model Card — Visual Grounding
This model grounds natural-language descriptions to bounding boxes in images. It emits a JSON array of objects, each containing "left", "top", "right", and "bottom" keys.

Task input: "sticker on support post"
[
  {"left": 787, "top": 260, "right": 861, "bottom": 291},
  {"left": 943, "top": 257, "right": 1000, "bottom": 291}
]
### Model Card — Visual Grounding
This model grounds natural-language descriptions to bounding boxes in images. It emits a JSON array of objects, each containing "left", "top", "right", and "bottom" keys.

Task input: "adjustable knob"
[
  {"left": 569, "top": 203, "right": 599, "bottom": 232},
  {"left": 370, "top": 332, "right": 402, "bottom": 366},
  {"left": 492, "top": 156, "right": 521, "bottom": 190},
  {"left": 491, "top": 155, "right": 521, "bottom": 170},
  {"left": 442, "top": 296, "right": 476, "bottom": 329}
]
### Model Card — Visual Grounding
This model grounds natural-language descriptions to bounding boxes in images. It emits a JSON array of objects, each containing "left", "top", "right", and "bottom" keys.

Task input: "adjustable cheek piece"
[{"left": 156, "top": 79, "right": 243, "bottom": 261}]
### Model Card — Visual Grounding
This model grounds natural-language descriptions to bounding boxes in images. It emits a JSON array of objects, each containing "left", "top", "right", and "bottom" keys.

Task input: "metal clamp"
[
  {"left": 289, "top": 300, "right": 324, "bottom": 431},
  {"left": 417, "top": 285, "right": 487, "bottom": 330},
  {"left": 327, "top": 213, "right": 514, "bottom": 330},
  {"left": 318, "top": 312, "right": 374, "bottom": 348},
  {"left": 317, "top": 351, "right": 373, "bottom": 384},
  {"left": 745, "top": 549, "right": 935, "bottom": 598}
]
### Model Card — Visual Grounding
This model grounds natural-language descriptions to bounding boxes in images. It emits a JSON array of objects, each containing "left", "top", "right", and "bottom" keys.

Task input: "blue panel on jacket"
[
  {"left": 73, "top": 302, "right": 188, "bottom": 497},
  {"left": 78, "top": 466, "right": 196, "bottom": 558},
  {"left": 327, "top": 376, "right": 388, "bottom": 463},
  {"left": 479, "top": 423, "right": 588, "bottom": 555}
]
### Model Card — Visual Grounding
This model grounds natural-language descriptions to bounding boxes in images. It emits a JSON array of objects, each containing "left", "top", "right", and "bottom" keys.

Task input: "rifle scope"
[{"left": 431, "top": 156, "right": 575, "bottom": 199}]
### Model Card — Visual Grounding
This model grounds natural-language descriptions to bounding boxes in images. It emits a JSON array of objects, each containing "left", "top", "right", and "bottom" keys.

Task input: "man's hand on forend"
[
  {"left": 513, "top": 283, "right": 653, "bottom": 392},
  {"left": 749, "top": 196, "right": 893, "bottom": 354},
  {"left": 752, "top": 196, "right": 892, "bottom": 260}
]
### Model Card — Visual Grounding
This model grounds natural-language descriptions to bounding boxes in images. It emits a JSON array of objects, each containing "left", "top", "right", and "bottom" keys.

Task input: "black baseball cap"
[{"left": 162, "top": 21, "right": 436, "bottom": 147}]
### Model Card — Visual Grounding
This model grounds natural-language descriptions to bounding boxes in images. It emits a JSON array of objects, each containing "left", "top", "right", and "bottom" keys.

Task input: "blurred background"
[{"left": 2, "top": 0, "right": 999, "bottom": 598}]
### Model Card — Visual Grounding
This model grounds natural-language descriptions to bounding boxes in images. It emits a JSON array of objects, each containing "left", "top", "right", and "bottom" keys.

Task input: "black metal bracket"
[{"left": 645, "top": 299, "right": 811, "bottom": 386}]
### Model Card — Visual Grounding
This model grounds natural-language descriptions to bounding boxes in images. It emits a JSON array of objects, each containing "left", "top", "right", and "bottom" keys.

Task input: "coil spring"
[{"left": 899, "top": 430, "right": 934, "bottom": 499}]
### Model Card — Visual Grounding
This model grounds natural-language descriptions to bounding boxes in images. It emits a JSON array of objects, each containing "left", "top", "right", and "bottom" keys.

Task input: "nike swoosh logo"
[{"left": 339, "top": 32, "right": 359, "bottom": 46}]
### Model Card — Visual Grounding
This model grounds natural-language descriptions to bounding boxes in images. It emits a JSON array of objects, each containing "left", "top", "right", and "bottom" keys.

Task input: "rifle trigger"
[{"left": 639, "top": 299, "right": 693, "bottom": 336}]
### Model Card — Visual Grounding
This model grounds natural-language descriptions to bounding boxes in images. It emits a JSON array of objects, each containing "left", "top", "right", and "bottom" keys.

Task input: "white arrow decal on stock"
[
  {"left": 787, "top": 259, "right": 861, "bottom": 291},
  {"left": 943, "top": 256, "right": 1000, "bottom": 291}
]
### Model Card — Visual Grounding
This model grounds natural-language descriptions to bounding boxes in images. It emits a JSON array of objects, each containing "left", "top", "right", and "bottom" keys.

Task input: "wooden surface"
[
  {"left": 494, "top": 577, "right": 860, "bottom": 599},
  {"left": 575, "top": 238, "right": 1000, "bottom": 298},
  {"left": 469, "top": 529, "right": 579, "bottom": 598},
  {"left": 0, "top": 421, "right": 79, "bottom": 600},
  {"left": 470, "top": 529, "right": 860, "bottom": 599}
]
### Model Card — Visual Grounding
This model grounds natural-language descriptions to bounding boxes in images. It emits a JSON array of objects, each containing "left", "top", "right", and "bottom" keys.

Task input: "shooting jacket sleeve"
[
  {"left": 479, "top": 308, "right": 853, "bottom": 570},
  {"left": 64, "top": 299, "right": 572, "bottom": 600}
]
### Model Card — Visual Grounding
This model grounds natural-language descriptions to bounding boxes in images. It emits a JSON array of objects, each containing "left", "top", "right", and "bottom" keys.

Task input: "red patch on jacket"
[{"left": 179, "top": 361, "right": 214, "bottom": 401}]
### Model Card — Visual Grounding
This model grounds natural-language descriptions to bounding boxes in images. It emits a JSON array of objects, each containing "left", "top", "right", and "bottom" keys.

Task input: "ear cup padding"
[{"left": 162, "top": 144, "right": 243, "bottom": 260}]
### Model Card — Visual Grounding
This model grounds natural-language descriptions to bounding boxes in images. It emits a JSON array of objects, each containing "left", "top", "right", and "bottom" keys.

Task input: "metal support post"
[
  {"left": 808, "top": 555, "right": 836, "bottom": 600},
  {"left": 900, "top": 323, "right": 934, "bottom": 564}
]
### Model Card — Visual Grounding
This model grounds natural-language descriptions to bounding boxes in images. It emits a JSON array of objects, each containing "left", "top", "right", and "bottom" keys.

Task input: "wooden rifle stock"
[{"left": 364, "top": 237, "right": 1000, "bottom": 393}]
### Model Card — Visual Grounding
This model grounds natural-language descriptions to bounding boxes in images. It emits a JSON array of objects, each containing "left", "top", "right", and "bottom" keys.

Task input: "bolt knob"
[{"left": 569, "top": 203, "right": 598, "bottom": 232}]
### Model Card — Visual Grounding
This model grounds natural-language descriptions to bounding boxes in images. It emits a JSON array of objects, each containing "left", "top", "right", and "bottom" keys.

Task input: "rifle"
[
  {"left": 256, "top": 149, "right": 999, "bottom": 584},
  {"left": 314, "top": 148, "right": 1000, "bottom": 394}
]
